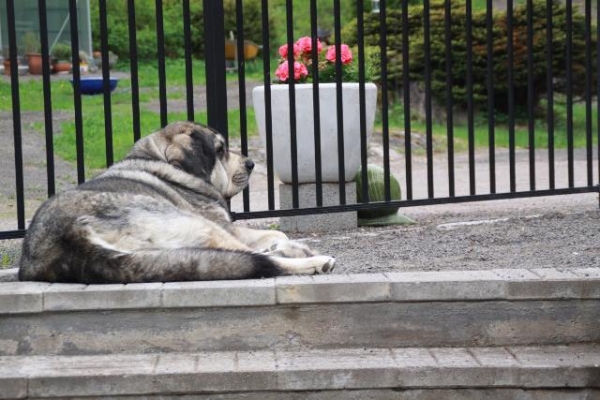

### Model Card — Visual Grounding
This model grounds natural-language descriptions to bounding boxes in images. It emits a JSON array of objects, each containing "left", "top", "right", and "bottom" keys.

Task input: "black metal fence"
[{"left": 1, "top": 0, "right": 599, "bottom": 240}]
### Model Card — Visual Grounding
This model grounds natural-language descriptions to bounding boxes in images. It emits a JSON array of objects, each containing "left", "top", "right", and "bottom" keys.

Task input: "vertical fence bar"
[
  {"left": 69, "top": 0, "right": 85, "bottom": 183},
  {"left": 379, "top": 0, "right": 391, "bottom": 202},
  {"left": 444, "top": 0, "right": 454, "bottom": 197},
  {"left": 333, "top": 0, "right": 346, "bottom": 204},
  {"left": 235, "top": 0, "right": 250, "bottom": 212},
  {"left": 424, "top": 0, "right": 434, "bottom": 198},
  {"left": 127, "top": 0, "right": 141, "bottom": 142},
  {"left": 546, "top": 0, "right": 555, "bottom": 189},
  {"left": 402, "top": 0, "right": 412, "bottom": 200},
  {"left": 285, "top": 0, "right": 299, "bottom": 208},
  {"left": 7, "top": 0, "right": 25, "bottom": 229},
  {"left": 507, "top": 0, "right": 516, "bottom": 193},
  {"left": 466, "top": 0, "right": 475, "bottom": 195},
  {"left": 182, "top": 0, "right": 195, "bottom": 122},
  {"left": 38, "top": 0, "right": 55, "bottom": 197},
  {"left": 584, "top": 0, "right": 593, "bottom": 186},
  {"left": 566, "top": 0, "right": 574, "bottom": 188},
  {"left": 356, "top": 0, "right": 368, "bottom": 205},
  {"left": 486, "top": 0, "right": 496, "bottom": 194},
  {"left": 99, "top": 0, "right": 114, "bottom": 167},
  {"left": 203, "top": 0, "right": 228, "bottom": 136},
  {"left": 155, "top": 0, "right": 168, "bottom": 127},
  {"left": 597, "top": 0, "right": 600, "bottom": 187},
  {"left": 260, "top": 0, "right": 275, "bottom": 210},
  {"left": 310, "top": 0, "right": 323, "bottom": 207},
  {"left": 526, "top": 0, "right": 535, "bottom": 190}
]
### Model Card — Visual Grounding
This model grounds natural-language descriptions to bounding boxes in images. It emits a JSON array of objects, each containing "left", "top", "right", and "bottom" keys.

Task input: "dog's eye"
[{"left": 216, "top": 146, "right": 225, "bottom": 156}]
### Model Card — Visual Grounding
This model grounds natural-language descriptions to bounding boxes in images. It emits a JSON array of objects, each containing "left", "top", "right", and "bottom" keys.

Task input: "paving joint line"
[
  {"left": 504, "top": 347, "right": 521, "bottom": 364},
  {"left": 427, "top": 348, "right": 440, "bottom": 366},
  {"left": 527, "top": 269, "right": 544, "bottom": 278},
  {"left": 466, "top": 348, "right": 483, "bottom": 366}
]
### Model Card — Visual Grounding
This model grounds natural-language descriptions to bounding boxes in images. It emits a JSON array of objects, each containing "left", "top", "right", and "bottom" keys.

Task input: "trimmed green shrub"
[
  {"left": 90, "top": 0, "right": 274, "bottom": 60},
  {"left": 89, "top": 0, "right": 181, "bottom": 60},
  {"left": 355, "top": 164, "right": 402, "bottom": 219},
  {"left": 224, "top": 0, "right": 276, "bottom": 48},
  {"left": 343, "top": 0, "right": 597, "bottom": 114}
]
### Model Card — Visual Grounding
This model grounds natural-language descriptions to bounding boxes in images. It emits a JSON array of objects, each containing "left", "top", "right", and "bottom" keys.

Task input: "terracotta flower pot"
[
  {"left": 53, "top": 60, "right": 71, "bottom": 74},
  {"left": 3, "top": 59, "right": 19, "bottom": 76},
  {"left": 27, "top": 53, "right": 44, "bottom": 75}
]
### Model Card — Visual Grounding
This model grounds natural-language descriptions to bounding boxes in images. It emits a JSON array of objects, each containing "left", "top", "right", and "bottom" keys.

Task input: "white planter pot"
[{"left": 253, "top": 82, "right": 378, "bottom": 183}]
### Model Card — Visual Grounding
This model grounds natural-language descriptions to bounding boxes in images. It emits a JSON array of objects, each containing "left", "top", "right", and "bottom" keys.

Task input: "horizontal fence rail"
[{"left": 0, "top": 0, "right": 599, "bottom": 241}]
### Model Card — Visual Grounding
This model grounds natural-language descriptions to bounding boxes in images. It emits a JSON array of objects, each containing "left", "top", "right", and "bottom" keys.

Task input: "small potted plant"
[
  {"left": 23, "top": 31, "right": 44, "bottom": 75},
  {"left": 93, "top": 50, "right": 119, "bottom": 70},
  {"left": 78, "top": 50, "right": 90, "bottom": 74},
  {"left": 51, "top": 43, "right": 72, "bottom": 74},
  {"left": 2, "top": 46, "right": 19, "bottom": 76}
]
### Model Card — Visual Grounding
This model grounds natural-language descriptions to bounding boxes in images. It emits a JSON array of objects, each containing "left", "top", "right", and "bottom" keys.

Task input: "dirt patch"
[
  {"left": 0, "top": 111, "right": 78, "bottom": 199},
  {"left": 144, "top": 81, "right": 263, "bottom": 114}
]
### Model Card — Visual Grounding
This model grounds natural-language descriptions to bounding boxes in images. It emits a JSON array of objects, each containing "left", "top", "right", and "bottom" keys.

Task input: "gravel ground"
[
  {"left": 232, "top": 135, "right": 600, "bottom": 274},
  {"left": 1, "top": 82, "right": 598, "bottom": 273},
  {"left": 294, "top": 196, "right": 599, "bottom": 274}
]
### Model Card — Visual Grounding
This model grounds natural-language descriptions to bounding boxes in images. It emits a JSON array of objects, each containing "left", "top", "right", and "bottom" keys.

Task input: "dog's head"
[{"left": 127, "top": 121, "right": 254, "bottom": 199}]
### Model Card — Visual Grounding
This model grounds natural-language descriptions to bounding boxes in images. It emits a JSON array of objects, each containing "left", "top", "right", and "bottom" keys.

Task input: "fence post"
[{"left": 203, "top": 0, "right": 228, "bottom": 139}]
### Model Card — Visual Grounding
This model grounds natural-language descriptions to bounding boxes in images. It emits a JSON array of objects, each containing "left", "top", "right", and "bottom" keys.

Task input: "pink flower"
[
  {"left": 295, "top": 36, "right": 323, "bottom": 57},
  {"left": 275, "top": 60, "right": 308, "bottom": 82},
  {"left": 273, "top": 38, "right": 356, "bottom": 84},
  {"left": 326, "top": 44, "right": 353, "bottom": 65},
  {"left": 278, "top": 43, "right": 300, "bottom": 59}
]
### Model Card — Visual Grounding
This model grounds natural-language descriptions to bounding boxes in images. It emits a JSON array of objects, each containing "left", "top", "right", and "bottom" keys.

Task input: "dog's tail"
[
  {"left": 21, "top": 245, "right": 285, "bottom": 283},
  {"left": 83, "top": 247, "right": 288, "bottom": 283}
]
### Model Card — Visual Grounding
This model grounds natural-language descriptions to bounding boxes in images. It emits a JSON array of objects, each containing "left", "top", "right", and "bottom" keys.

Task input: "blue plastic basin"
[{"left": 71, "top": 77, "right": 119, "bottom": 95}]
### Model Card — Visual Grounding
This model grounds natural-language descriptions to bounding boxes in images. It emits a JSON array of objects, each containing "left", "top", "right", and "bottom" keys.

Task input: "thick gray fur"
[{"left": 19, "top": 122, "right": 285, "bottom": 283}]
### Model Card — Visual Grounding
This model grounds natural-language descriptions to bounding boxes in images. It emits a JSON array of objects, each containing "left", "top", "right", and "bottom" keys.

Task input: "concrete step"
[
  {"left": 1, "top": 268, "right": 599, "bottom": 357},
  {"left": 0, "top": 268, "right": 18, "bottom": 282},
  {"left": 2, "top": 345, "right": 599, "bottom": 398}
]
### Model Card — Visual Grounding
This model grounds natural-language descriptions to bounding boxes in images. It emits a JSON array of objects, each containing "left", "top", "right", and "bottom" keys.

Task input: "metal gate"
[{"left": 0, "top": 0, "right": 598, "bottom": 240}]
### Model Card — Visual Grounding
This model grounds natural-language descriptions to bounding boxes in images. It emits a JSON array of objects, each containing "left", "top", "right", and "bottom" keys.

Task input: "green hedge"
[
  {"left": 343, "top": 0, "right": 597, "bottom": 113},
  {"left": 89, "top": 0, "right": 185, "bottom": 60},
  {"left": 90, "top": 0, "right": 274, "bottom": 61}
]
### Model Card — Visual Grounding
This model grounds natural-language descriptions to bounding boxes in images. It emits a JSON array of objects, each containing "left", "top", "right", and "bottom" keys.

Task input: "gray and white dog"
[{"left": 19, "top": 121, "right": 335, "bottom": 283}]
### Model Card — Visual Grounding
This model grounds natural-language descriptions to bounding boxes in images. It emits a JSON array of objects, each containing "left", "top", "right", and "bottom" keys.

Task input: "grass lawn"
[
  {"left": 1, "top": 58, "right": 596, "bottom": 174},
  {"left": 1, "top": 59, "right": 261, "bottom": 175},
  {"left": 385, "top": 98, "right": 598, "bottom": 155}
]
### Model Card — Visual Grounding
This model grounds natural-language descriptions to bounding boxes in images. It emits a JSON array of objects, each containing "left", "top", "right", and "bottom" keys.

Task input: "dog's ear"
[
  {"left": 125, "top": 121, "right": 201, "bottom": 163},
  {"left": 157, "top": 122, "right": 217, "bottom": 180},
  {"left": 125, "top": 122, "right": 218, "bottom": 180},
  {"left": 125, "top": 130, "right": 169, "bottom": 162},
  {"left": 170, "top": 127, "right": 216, "bottom": 180}
]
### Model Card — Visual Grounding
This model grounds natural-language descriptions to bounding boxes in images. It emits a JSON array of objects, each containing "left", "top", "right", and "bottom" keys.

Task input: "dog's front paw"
[{"left": 266, "top": 240, "right": 316, "bottom": 258}]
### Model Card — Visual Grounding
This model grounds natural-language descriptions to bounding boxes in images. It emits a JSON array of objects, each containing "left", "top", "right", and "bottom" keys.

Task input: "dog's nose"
[{"left": 245, "top": 159, "right": 255, "bottom": 171}]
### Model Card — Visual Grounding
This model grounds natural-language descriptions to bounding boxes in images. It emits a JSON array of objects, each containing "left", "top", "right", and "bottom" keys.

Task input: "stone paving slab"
[
  {"left": 276, "top": 274, "right": 390, "bottom": 303},
  {"left": 0, "top": 345, "right": 598, "bottom": 398},
  {"left": 26, "top": 389, "right": 598, "bottom": 400},
  {"left": 162, "top": 279, "right": 276, "bottom": 307},
  {"left": 4, "top": 298, "right": 598, "bottom": 356},
  {"left": 0, "top": 268, "right": 18, "bottom": 282},
  {"left": 44, "top": 283, "right": 164, "bottom": 311},
  {"left": 0, "top": 268, "right": 599, "bottom": 314},
  {"left": 0, "top": 281, "right": 50, "bottom": 314},
  {"left": 572, "top": 267, "right": 600, "bottom": 279}
]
